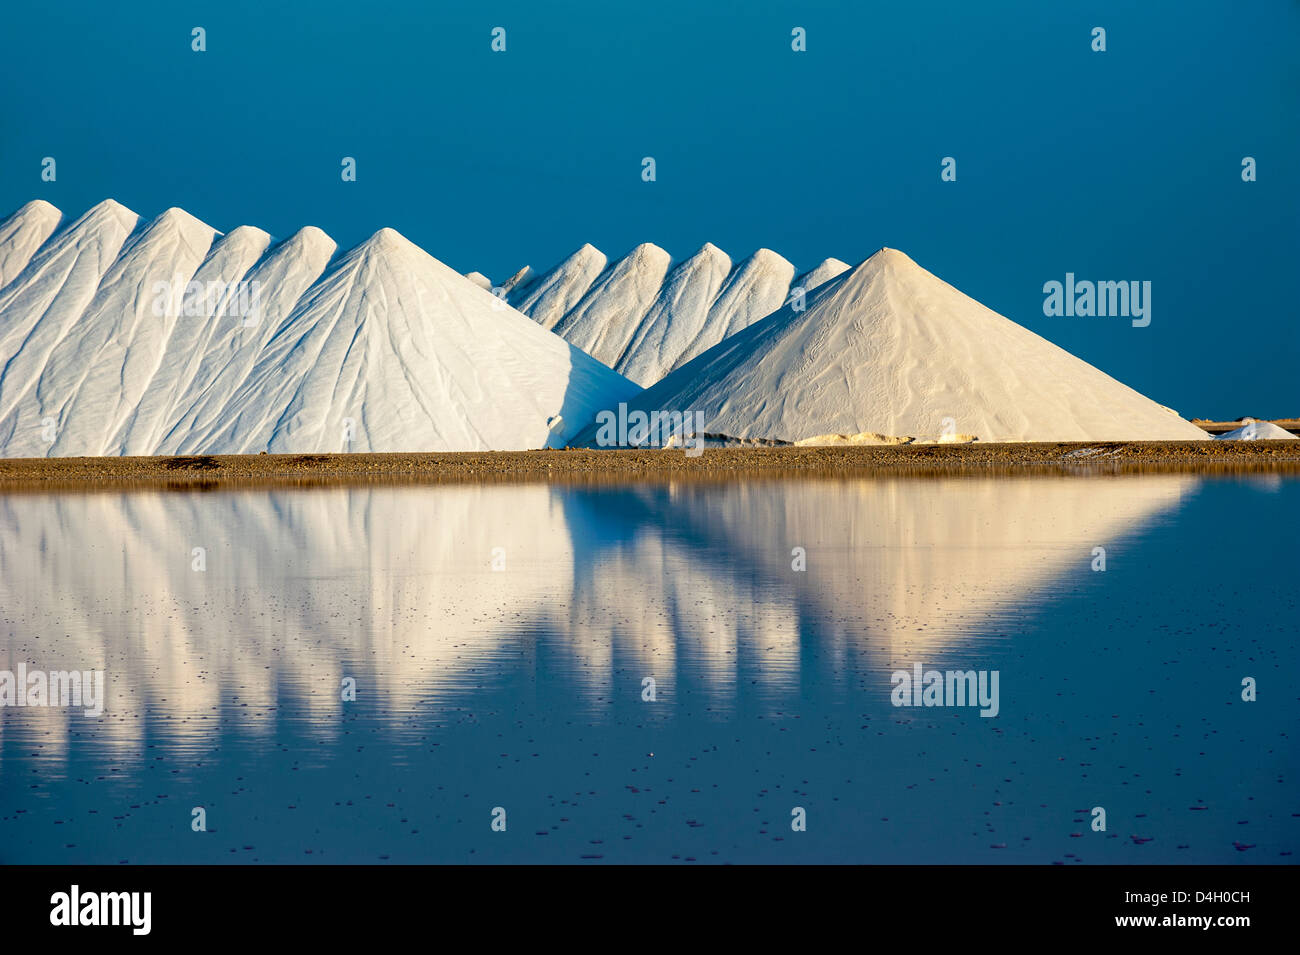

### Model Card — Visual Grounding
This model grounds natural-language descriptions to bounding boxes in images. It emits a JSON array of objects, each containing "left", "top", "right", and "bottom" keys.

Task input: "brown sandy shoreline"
[{"left": 1, "top": 441, "right": 1298, "bottom": 492}]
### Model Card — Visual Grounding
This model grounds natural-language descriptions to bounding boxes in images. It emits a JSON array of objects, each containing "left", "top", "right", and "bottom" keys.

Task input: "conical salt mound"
[
  {"left": 575, "top": 248, "right": 1210, "bottom": 444},
  {"left": 1215, "top": 420, "right": 1296, "bottom": 440},
  {"left": 0, "top": 200, "right": 638, "bottom": 456}
]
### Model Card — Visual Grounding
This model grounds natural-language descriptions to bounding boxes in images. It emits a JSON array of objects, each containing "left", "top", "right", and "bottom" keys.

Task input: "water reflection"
[{"left": 0, "top": 475, "right": 1198, "bottom": 760}]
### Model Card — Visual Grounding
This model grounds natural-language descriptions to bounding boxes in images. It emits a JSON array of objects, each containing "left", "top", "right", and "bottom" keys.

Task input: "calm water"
[{"left": 0, "top": 473, "right": 1296, "bottom": 864}]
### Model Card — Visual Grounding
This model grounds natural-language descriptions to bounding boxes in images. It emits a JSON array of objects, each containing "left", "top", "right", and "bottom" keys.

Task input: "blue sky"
[{"left": 1, "top": 0, "right": 1295, "bottom": 416}]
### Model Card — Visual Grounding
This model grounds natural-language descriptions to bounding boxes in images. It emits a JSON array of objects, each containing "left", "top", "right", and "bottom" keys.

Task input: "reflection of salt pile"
[
  {"left": 0, "top": 199, "right": 637, "bottom": 456},
  {"left": 557, "top": 524, "right": 800, "bottom": 701},
  {"left": 652, "top": 474, "right": 1200, "bottom": 662},
  {"left": 0, "top": 485, "right": 581, "bottom": 759},
  {"left": 1215, "top": 421, "right": 1297, "bottom": 440},
  {"left": 0, "top": 473, "right": 1198, "bottom": 760},
  {"left": 577, "top": 248, "right": 1211, "bottom": 444}
]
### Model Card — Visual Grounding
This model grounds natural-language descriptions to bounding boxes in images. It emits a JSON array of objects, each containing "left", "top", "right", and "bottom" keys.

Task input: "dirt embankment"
[{"left": 1, "top": 441, "right": 1298, "bottom": 492}]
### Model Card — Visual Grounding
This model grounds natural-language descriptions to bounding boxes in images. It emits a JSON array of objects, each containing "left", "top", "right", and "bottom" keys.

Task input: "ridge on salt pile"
[
  {"left": 1215, "top": 420, "right": 1297, "bottom": 440},
  {"left": 0, "top": 200, "right": 638, "bottom": 456},
  {"left": 500, "top": 243, "right": 844, "bottom": 386},
  {"left": 574, "top": 248, "right": 1212, "bottom": 445},
  {"left": 0, "top": 199, "right": 64, "bottom": 289}
]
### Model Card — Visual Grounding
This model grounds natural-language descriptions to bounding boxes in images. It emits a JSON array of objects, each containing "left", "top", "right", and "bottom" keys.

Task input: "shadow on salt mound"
[{"left": 1215, "top": 420, "right": 1297, "bottom": 440}]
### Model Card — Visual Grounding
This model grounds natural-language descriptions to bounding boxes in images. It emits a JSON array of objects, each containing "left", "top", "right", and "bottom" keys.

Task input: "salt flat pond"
[{"left": 1, "top": 473, "right": 1295, "bottom": 863}]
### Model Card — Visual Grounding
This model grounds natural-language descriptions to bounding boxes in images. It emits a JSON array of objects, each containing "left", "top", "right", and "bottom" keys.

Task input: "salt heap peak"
[
  {"left": 792, "top": 257, "right": 851, "bottom": 297},
  {"left": 499, "top": 265, "right": 533, "bottom": 295},
  {"left": 0, "top": 199, "right": 65, "bottom": 290}
]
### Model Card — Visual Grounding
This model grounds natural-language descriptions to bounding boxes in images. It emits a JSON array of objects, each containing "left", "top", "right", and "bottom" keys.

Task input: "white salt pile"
[
  {"left": 574, "top": 248, "right": 1212, "bottom": 445},
  {"left": 1215, "top": 420, "right": 1297, "bottom": 440},
  {"left": 0, "top": 200, "right": 638, "bottom": 456}
]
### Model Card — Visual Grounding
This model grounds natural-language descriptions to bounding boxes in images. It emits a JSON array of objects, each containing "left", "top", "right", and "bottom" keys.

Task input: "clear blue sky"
[{"left": 1, "top": 0, "right": 1295, "bottom": 416}]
